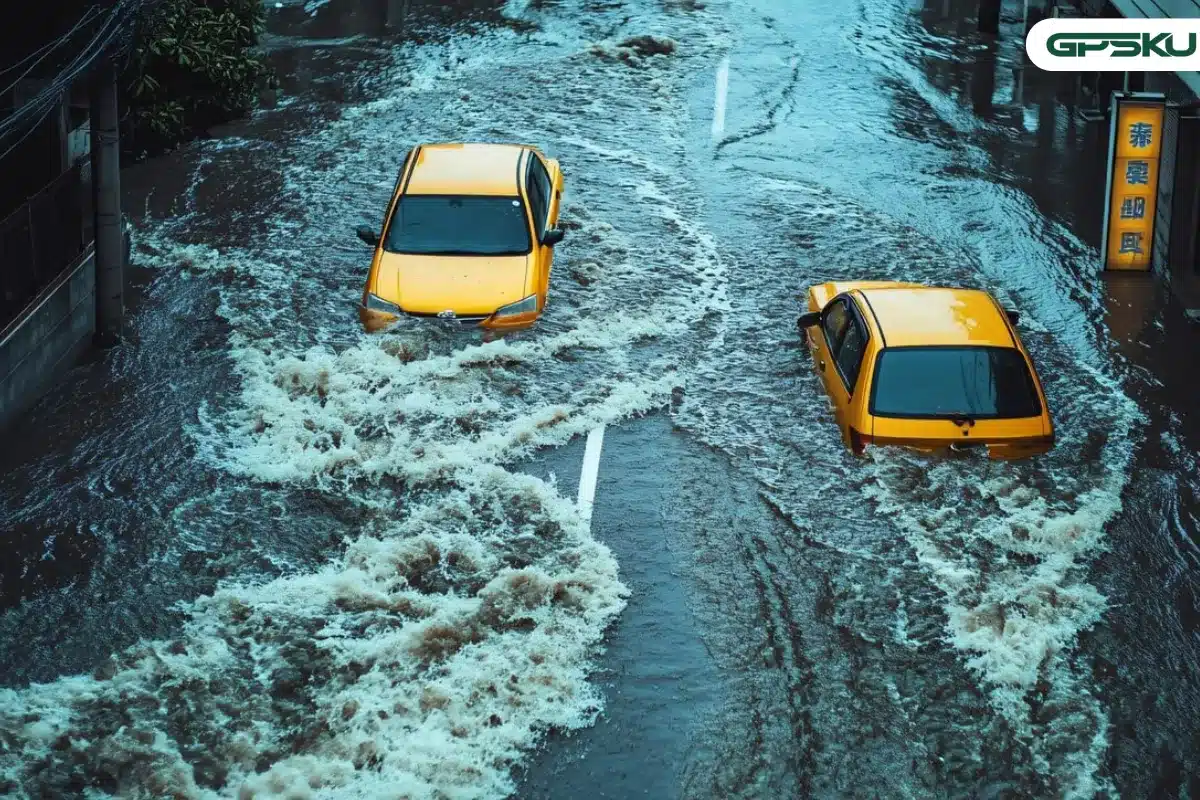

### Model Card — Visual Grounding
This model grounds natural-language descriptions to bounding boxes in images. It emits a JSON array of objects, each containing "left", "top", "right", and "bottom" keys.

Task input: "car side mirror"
[
  {"left": 356, "top": 226, "right": 380, "bottom": 247},
  {"left": 796, "top": 311, "right": 821, "bottom": 330},
  {"left": 1005, "top": 309, "right": 1020, "bottom": 325},
  {"left": 542, "top": 228, "right": 565, "bottom": 246}
]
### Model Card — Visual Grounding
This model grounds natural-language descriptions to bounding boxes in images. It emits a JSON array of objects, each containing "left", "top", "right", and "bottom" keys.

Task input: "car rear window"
[
  {"left": 385, "top": 196, "right": 531, "bottom": 256},
  {"left": 870, "top": 346, "right": 1042, "bottom": 419}
]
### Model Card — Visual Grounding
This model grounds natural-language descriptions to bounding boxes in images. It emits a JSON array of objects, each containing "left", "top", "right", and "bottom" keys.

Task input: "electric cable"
[
  {"left": 0, "top": 0, "right": 142, "bottom": 148},
  {"left": 0, "top": 0, "right": 174, "bottom": 165},
  {"left": 0, "top": 11, "right": 126, "bottom": 167},
  {"left": 0, "top": 5, "right": 104, "bottom": 92}
]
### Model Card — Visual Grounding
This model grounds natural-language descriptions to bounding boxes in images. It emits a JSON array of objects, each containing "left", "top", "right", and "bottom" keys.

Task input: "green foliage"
[{"left": 121, "top": 0, "right": 270, "bottom": 156}]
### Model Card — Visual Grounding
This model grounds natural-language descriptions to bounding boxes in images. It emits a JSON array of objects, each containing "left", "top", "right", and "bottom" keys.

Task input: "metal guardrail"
[{"left": 0, "top": 157, "right": 89, "bottom": 329}]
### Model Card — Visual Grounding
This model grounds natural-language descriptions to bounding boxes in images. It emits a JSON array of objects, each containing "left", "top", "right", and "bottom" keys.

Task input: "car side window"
[
  {"left": 822, "top": 300, "right": 851, "bottom": 353},
  {"left": 835, "top": 319, "right": 866, "bottom": 391},
  {"left": 528, "top": 156, "right": 553, "bottom": 234},
  {"left": 525, "top": 164, "right": 547, "bottom": 237},
  {"left": 533, "top": 158, "right": 553, "bottom": 221}
]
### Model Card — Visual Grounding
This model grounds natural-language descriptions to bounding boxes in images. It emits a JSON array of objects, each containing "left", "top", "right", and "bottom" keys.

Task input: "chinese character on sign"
[
  {"left": 1119, "top": 231, "right": 1144, "bottom": 254},
  {"left": 1125, "top": 160, "right": 1150, "bottom": 185},
  {"left": 1120, "top": 196, "right": 1146, "bottom": 220},
  {"left": 1129, "top": 122, "right": 1154, "bottom": 149}
]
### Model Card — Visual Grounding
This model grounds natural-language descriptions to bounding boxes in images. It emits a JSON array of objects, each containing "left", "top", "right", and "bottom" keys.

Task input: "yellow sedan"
[
  {"left": 796, "top": 281, "right": 1055, "bottom": 460},
  {"left": 356, "top": 142, "right": 566, "bottom": 332}
]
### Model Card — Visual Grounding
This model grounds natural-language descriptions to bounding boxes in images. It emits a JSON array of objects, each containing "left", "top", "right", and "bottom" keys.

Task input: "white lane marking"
[
  {"left": 577, "top": 426, "right": 606, "bottom": 527},
  {"left": 712, "top": 55, "right": 730, "bottom": 140}
]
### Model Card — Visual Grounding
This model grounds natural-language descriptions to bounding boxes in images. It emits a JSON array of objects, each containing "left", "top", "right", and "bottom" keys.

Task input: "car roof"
[
  {"left": 404, "top": 143, "right": 527, "bottom": 197},
  {"left": 856, "top": 287, "right": 1016, "bottom": 348}
]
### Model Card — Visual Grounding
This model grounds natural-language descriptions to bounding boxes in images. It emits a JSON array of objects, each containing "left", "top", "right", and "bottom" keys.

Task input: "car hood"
[{"left": 376, "top": 252, "right": 530, "bottom": 316}]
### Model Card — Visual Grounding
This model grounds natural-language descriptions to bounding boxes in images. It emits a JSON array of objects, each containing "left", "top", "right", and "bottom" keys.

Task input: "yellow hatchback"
[
  {"left": 356, "top": 142, "right": 566, "bottom": 332},
  {"left": 795, "top": 281, "right": 1055, "bottom": 460}
]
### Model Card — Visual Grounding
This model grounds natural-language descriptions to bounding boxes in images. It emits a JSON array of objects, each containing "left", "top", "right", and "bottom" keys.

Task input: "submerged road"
[{"left": 2, "top": 0, "right": 1199, "bottom": 797}]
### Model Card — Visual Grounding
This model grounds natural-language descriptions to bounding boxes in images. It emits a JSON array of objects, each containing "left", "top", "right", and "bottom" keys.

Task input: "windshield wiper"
[{"left": 949, "top": 415, "right": 976, "bottom": 428}]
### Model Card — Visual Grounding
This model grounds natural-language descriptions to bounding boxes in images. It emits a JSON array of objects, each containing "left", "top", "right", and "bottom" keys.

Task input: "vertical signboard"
[{"left": 1102, "top": 92, "right": 1167, "bottom": 272}]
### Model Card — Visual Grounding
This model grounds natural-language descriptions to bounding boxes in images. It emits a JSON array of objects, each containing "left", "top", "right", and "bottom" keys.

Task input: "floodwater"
[{"left": 2, "top": 0, "right": 1199, "bottom": 796}]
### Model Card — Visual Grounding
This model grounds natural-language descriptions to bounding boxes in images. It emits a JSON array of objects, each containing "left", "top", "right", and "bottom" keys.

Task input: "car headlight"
[
  {"left": 494, "top": 294, "right": 538, "bottom": 318},
  {"left": 364, "top": 293, "right": 401, "bottom": 314}
]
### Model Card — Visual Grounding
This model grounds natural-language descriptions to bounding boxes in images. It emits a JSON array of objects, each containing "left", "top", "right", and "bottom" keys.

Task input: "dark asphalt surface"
[{"left": 2, "top": 0, "right": 1199, "bottom": 797}]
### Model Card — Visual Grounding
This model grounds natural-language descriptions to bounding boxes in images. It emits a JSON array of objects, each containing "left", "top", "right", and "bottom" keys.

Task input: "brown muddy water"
[{"left": 1, "top": 0, "right": 1198, "bottom": 797}]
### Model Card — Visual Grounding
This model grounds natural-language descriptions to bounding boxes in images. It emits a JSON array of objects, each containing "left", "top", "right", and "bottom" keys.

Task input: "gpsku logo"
[{"left": 1027, "top": 18, "right": 1200, "bottom": 71}]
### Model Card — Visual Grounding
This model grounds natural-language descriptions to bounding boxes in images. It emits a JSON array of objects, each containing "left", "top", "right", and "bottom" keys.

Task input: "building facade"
[
  {"left": 1057, "top": 0, "right": 1200, "bottom": 304},
  {"left": 0, "top": 2, "right": 135, "bottom": 431}
]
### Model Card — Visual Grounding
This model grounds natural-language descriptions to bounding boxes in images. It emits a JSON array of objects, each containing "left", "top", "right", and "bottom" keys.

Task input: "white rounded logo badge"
[{"left": 1026, "top": 17, "right": 1200, "bottom": 72}]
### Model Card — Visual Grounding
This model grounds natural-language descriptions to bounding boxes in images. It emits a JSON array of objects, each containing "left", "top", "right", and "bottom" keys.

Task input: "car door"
[
  {"left": 812, "top": 297, "right": 851, "bottom": 412},
  {"left": 812, "top": 296, "right": 868, "bottom": 440},
  {"left": 830, "top": 306, "right": 868, "bottom": 444},
  {"left": 525, "top": 154, "right": 556, "bottom": 300}
]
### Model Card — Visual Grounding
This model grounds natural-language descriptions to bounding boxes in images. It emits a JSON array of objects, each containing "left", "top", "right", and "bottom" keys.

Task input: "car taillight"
[{"left": 849, "top": 426, "right": 871, "bottom": 455}]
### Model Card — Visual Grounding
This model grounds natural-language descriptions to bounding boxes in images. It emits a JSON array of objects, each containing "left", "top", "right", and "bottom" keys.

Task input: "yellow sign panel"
[{"left": 1104, "top": 100, "right": 1164, "bottom": 271}]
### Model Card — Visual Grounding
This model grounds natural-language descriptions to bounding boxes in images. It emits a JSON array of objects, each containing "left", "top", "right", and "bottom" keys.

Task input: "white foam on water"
[
  {"left": 862, "top": 386, "right": 1139, "bottom": 798},
  {"left": 764, "top": 12, "right": 1147, "bottom": 791},
  {"left": 0, "top": 4, "right": 730, "bottom": 797},
  {"left": 672, "top": 160, "right": 1144, "bottom": 795},
  {"left": 1, "top": 467, "right": 628, "bottom": 800},
  {"left": 689, "top": 18, "right": 1145, "bottom": 792}
]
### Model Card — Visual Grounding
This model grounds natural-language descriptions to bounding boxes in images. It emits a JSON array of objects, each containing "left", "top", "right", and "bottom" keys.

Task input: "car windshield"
[
  {"left": 870, "top": 346, "right": 1042, "bottom": 419},
  {"left": 384, "top": 195, "right": 531, "bottom": 256}
]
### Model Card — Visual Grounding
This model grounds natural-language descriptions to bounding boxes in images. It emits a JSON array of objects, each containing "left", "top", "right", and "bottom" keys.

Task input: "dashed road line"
[
  {"left": 577, "top": 426, "right": 606, "bottom": 527},
  {"left": 712, "top": 55, "right": 730, "bottom": 139}
]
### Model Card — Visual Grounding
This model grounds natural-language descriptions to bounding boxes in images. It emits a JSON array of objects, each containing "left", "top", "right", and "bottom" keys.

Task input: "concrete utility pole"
[
  {"left": 1023, "top": 0, "right": 1047, "bottom": 35},
  {"left": 971, "top": 44, "right": 997, "bottom": 120},
  {"left": 90, "top": 55, "right": 123, "bottom": 348},
  {"left": 979, "top": 0, "right": 1001, "bottom": 35},
  {"left": 385, "top": 0, "right": 411, "bottom": 33}
]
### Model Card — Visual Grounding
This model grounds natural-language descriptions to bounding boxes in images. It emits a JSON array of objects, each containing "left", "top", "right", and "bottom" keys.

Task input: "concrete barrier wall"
[{"left": 0, "top": 246, "right": 95, "bottom": 433}]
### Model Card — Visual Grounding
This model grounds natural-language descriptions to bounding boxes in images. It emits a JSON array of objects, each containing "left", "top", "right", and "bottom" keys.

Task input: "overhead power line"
[
  {"left": 0, "top": 0, "right": 148, "bottom": 159},
  {"left": 0, "top": 6, "right": 104, "bottom": 87}
]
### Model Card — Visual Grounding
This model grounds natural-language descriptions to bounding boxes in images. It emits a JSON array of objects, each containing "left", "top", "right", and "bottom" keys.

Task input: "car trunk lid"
[{"left": 869, "top": 416, "right": 1052, "bottom": 459}]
